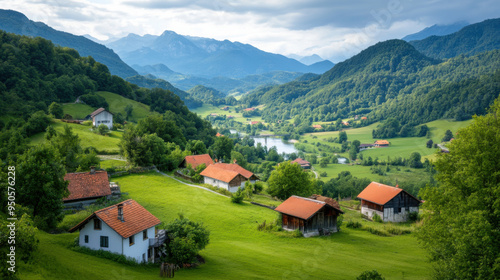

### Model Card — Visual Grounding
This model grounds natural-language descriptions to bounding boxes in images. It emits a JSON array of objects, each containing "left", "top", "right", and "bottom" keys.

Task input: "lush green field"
[
  {"left": 29, "top": 120, "right": 122, "bottom": 154},
  {"left": 21, "top": 173, "right": 430, "bottom": 279},
  {"left": 191, "top": 104, "right": 266, "bottom": 126},
  {"left": 62, "top": 103, "right": 95, "bottom": 119},
  {"left": 96, "top": 91, "right": 151, "bottom": 122}
]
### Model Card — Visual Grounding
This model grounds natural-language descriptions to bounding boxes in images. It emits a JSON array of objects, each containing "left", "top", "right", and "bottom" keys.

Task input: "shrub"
[
  {"left": 336, "top": 215, "right": 343, "bottom": 231},
  {"left": 231, "top": 188, "right": 244, "bottom": 203},
  {"left": 408, "top": 211, "right": 420, "bottom": 222},
  {"left": 292, "top": 229, "right": 303, "bottom": 238},
  {"left": 365, "top": 226, "right": 390, "bottom": 236},
  {"left": 346, "top": 220, "right": 362, "bottom": 229},
  {"left": 357, "top": 270, "right": 385, "bottom": 280},
  {"left": 384, "top": 226, "right": 412, "bottom": 235},
  {"left": 97, "top": 124, "right": 109, "bottom": 135},
  {"left": 320, "top": 172, "right": 328, "bottom": 177},
  {"left": 82, "top": 120, "right": 92, "bottom": 126},
  {"left": 372, "top": 213, "right": 383, "bottom": 223},
  {"left": 253, "top": 181, "right": 264, "bottom": 193}
]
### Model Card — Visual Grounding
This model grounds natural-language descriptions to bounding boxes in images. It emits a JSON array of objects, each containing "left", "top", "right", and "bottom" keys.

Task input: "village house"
[
  {"left": 374, "top": 140, "right": 390, "bottom": 147},
  {"left": 180, "top": 154, "right": 214, "bottom": 170},
  {"left": 291, "top": 158, "right": 311, "bottom": 169},
  {"left": 215, "top": 132, "right": 224, "bottom": 137},
  {"left": 250, "top": 121, "right": 260, "bottom": 125},
  {"left": 312, "top": 124, "right": 322, "bottom": 129},
  {"left": 89, "top": 107, "right": 113, "bottom": 129},
  {"left": 200, "top": 163, "right": 259, "bottom": 193},
  {"left": 244, "top": 107, "right": 255, "bottom": 112},
  {"left": 357, "top": 182, "right": 421, "bottom": 222},
  {"left": 69, "top": 199, "right": 163, "bottom": 263},
  {"left": 63, "top": 167, "right": 112, "bottom": 208},
  {"left": 274, "top": 195, "right": 344, "bottom": 237},
  {"left": 359, "top": 143, "right": 374, "bottom": 150}
]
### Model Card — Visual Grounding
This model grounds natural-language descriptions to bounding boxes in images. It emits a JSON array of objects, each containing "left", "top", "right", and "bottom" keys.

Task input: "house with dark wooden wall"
[
  {"left": 357, "top": 182, "right": 421, "bottom": 222},
  {"left": 274, "top": 195, "right": 344, "bottom": 237}
]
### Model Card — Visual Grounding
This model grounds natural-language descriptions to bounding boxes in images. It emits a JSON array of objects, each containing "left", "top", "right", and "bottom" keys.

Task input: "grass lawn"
[
  {"left": 100, "top": 159, "right": 128, "bottom": 169},
  {"left": 29, "top": 120, "right": 123, "bottom": 154},
  {"left": 22, "top": 173, "right": 430, "bottom": 279},
  {"left": 191, "top": 103, "right": 266, "bottom": 126},
  {"left": 62, "top": 103, "right": 95, "bottom": 119},
  {"left": 96, "top": 91, "right": 151, "bottom": 122}
]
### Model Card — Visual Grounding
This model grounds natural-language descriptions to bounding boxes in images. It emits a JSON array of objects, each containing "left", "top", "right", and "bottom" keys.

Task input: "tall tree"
[
  {"left": 16, "top": 144, "right": 69, "bottom": 230},
  {"left": 417, "top": 99, "right": 500, "bottom": 279},
  {"left": 210, "top": 136, "right": 234, "bottom": 163},
  {"left": 267, "top": 161, "right": 319, "bottom": 200},
  {"left": 48, "top": 102, "right": 63, "bottom": 119}
]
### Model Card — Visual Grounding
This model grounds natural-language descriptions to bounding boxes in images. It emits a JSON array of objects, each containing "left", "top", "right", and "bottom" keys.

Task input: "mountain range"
[
  {"left": 402, "top": 21, "right": 469, "bottom": 41},
  {"left": 0, "top": 9, "right": 137, "bottom": 78},
  {"left": 105, "top": 31, "right": 334, "bottom": 79},
  {"left": 242, "top": 18, "right": 500, "bottom": 127}
]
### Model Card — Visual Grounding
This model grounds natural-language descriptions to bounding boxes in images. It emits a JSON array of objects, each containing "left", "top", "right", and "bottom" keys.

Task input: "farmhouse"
[
  {"left": 63, "top": 167, "right": 112, "bottom": 208},
  {"left": 291, "top": 158, "right": 311, "bottom": 169},
  {"left": 200, "top": 163, "right": 259, "bottom": 193},
  {"left": 180, "top": 154, "right": 214, "bottom": 170},
  {"left": 275, "top": 195, "right": 344, "bottom": 237},
  {"left": 357, "top": 182, "right": 421, "bottom": 222},
  {"left": 69, "top": 199, "right": 163, "bottom": 263},
  {"left": 312, "top": 124, "right": 322, "bottom": 129},
  {"left": 374, "top": 140, "right": 390, "bottom": 147},
  {"left": 89, "top": 107, "right": 113, "bottom": 129}
]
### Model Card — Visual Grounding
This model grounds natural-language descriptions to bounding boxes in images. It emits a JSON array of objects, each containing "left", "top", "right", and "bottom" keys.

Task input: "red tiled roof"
[
  {"left": 374, "top": 140, "right": 390, "bottom": 145},
  {"left": 244, "top": 107, "right": 255, "bottom": 111},
  {"left": 90, "top": 108, "right": 107, "bottom": 117},
  {"left": 200, "top": 164, "right": 242, "bottom": 183},
  {"left": 200, "top": 163, "right": 258, "bottom": 182},
  {"left": 292, "top": 158, "right": 310, "bottom": 166},
  {"left": 69, "top": 199, "right": 161, "bottom": 238},
  {"left": 309, "top": 194, "right": 343, "bottom": 213},
  {"left": 63, "top": 171, "right": 111, "bottom": 201},
  {"left": 182, "top": 154, "right": 213, "bottom": 169},
  {"left": 357, "top": 182, "right": 403, "bottom": 205},
  {"left": 275, "top": 196, "right": 327, "bottom": 220},
  {"left": 250, "top": 121, "right": 260, "bottom": 125},
  {"left": 312, "top": 124, "right": 322, "bottom": 129}
]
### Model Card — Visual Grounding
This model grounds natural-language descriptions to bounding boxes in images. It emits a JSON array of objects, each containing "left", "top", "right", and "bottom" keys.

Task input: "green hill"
[
  {"left": 410, "top": 18, "right": 500, "bottom": 59},
  {"left": 242, "top": 40, "right": 500, "bottom": 127},
  {"left": 96, "top": 91, "right": 151, "bottom": 122}
]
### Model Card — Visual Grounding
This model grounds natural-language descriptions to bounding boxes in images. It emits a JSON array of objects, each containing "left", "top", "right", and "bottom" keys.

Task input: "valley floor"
[{"left": 20, "top": 173, "right": 430, "bottom": 280}]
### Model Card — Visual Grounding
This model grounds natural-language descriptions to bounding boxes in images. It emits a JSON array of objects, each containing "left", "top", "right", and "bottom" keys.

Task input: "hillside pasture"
[
  {"left": 96, "top": 91, "right": 151, "bottom": 122},
  {"left": 21, "top": 172, "right": 431, "bottom": 280}
]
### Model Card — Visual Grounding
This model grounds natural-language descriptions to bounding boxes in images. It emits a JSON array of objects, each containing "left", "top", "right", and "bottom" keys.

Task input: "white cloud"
[{"left": 0, "top": 0, "right": 498, "bottom": 62}]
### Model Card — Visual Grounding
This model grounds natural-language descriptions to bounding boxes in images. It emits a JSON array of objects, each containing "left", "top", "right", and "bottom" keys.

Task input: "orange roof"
[
  {"left": 374, "top": 140, "right": 389, "bottom": 145},
  {"left": 244, "top": 107, "right": 255, "bottom": 111},
  {"left": 312, "top": 124, "right": 322, "bottom": 129},
  {"left": 361, "top": 117, "right": 367, "bottom": 120},
  {"left": 63, "top": 171, "right": 111, "bottom": 201},
  {"left": 292, "top": 158, "right": 310, "bottom": 166},
  {"left": 200, "top": 163, "right": 258, "bottom": 182},
  {"left": 250, "top": 121, "right": 260, "bottom": 125},
  {"left": 182, "top": 154, "right": 213, "bottom": 169},
  {"left": 69, "top": 199, "right": 161, "bottom": 238},
  {"left": 216, "top": 132, "right": 224, "bottom": 137},
  {"left": 309, "top": 194, "right": 343, "bottom": 213},
  {"left": 90, "top": 108, "right": 112, "bottom": 117},
  {"left": 275, "top": 195, "right": 342, "bottom": 220},
  {"left": 357, "top": 182, "right": 403, "bottom": 205}
]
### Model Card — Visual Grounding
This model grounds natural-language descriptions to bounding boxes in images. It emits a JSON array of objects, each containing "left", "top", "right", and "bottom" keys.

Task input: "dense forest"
[
  {"left": 242, "top": 39, "right": 500, "bottom": 130},
  {"left": 0, "top": 31, "right": 215, "bottom": 144}
]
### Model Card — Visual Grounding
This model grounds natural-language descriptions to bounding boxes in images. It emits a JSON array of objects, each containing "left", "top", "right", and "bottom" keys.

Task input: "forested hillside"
[
  {"left": 0, "top": 9, "right": 137, "bottom": 78},
  {"left": 410, "top": 18, "right": 500, "bottom": 59},
  {"left": 0, "top": 31, "right": 215, "bottom": 145},
  {"left": 242, "top": 39, "right": 500, "bottom": 128}
]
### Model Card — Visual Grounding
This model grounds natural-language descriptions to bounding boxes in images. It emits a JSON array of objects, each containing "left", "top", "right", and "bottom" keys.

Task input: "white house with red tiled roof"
[
  {"left": 200, "top": 163, "right": 259, "bottom": 193},
  {"left": 63, "top": 167, "right": 112, "bottom": 208},
  {"left": 357, "top": 182, "right": 421, "bottom": 222},
  {"left": 274, "top": 195, "right": 343, "bottom": 237},
  {"left": 69, "top": 199, "right": 163, "bottom": 263},
  {"left": 90, "top": 107, "right": 113, "bottom": 129}
]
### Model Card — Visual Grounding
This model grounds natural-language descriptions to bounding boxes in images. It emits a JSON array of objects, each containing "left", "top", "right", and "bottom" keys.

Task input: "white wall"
[
  {"left": 361, "top": 206, "right": 419, "bottom": 222},
  {"left": 79, "top": 218, "right": 122, "bottom": 255},
  {"left": 122, "top": 227, "right": 156, "bottom": 263},
  {"left": 203, "top": 177, "right": 231, "bottom": 192},
  {"left": 93, "top": 111, "right": 113, "bottom": 129}
]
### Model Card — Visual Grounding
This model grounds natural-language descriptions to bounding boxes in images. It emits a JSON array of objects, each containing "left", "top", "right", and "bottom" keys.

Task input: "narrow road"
[{"left": 156, "top": 170, "right": 229, "bottom": 197}]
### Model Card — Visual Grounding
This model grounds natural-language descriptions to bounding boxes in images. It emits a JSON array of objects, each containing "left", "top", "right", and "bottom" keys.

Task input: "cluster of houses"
[{"left": 63, "top": 153, "right": 421, "bottom": 263}]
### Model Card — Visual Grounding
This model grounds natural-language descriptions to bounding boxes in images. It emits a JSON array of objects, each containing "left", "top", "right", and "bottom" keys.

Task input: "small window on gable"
[
  {"left": 129, "top": 235, "right": 135, "bottom": 246},
  {"left": 94, "top": 219, "right": 101, "bottom": 230},
  {"left": 143, "top": 229, "right": 148, "bottom": 240}
]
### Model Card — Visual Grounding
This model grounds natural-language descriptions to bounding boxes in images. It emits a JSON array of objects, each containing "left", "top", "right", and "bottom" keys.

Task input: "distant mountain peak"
[{"left": 402, "top": 21, "right": 469, "bottom": 42}]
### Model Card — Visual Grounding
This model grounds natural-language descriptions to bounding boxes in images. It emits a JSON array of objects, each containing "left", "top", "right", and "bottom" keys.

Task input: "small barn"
[
  {"left": 291, "top": 158, "right": 311, "bottom": 169},
  {"left": 180, "top": 154, "right": 214, "bottom": 170},
  {"left": 69, "top": 199, "right": 162, "bottom": 263},
  {"left": 357, "top": 182, "right": 421, "bottom": 222},
  {"left": 63, "top": 167, "right": 112, "bottom": 208},
  {"left": 200, "top": 163, "right": 259, "bottom": 193},
  {"left": 90, "top": 107, "right": 113, "bottom": 129},
  {"left": 275, "top": 195, "right": 344, "bottom": 237}
]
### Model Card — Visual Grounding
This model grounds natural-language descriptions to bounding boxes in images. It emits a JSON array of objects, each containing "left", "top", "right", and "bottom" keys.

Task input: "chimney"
[
  {"left": 117, "top": 203, "right": 124, "bottom": 222},
  {"left": 90, "top": 166, "right": 95, "bottom": 174}
]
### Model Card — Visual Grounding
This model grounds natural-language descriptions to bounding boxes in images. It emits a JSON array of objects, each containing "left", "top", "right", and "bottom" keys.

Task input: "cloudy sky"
[{"left": 1, "top": 0, "right": 499, "bottom": 62}]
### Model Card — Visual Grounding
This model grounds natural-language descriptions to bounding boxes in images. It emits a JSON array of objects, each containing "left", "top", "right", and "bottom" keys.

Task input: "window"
[
  {"left": 129, "top": 235, "right": 135, "bottom": 246},
  {"left": 143, "top": 230, "right": 148, "bottom": 240},
  {"left": 94, "top": 219, "right": 101, "bottom": 230},
  {"left": 84, "top": 235, "right": 89, "bottom": 243},
  {"left": 100, "top": 236, "right": 108, "bottom": 248},
  {"left": 142, "top": 253, "right": 146, "bottom": 263}
]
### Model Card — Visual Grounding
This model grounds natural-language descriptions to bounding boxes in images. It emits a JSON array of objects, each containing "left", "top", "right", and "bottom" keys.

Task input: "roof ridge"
[
  {"left": 95, "top": 198, "right": 133, "bottom": 214},
  {"left": 291, "top": 195, "right": 325, "bottom": 204}
]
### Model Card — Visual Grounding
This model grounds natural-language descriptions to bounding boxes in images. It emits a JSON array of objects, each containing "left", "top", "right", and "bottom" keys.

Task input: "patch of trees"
[
  {"left": 79, "top": 93, "right": 109, "bottom": 110},
  {"left": 372, "top": 119, "right": 429, "bottom": 139},
  {"left": 267, "top": 161, "right": 321, "bottom": 200},
  {"left": 417, "top": 98, "right": 500, "bottom": 279}
]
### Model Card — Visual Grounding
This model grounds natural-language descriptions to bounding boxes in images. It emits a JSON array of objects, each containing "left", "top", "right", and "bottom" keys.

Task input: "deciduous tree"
[{"left": 267, "top": 161, "right": 319, "bottom": 200}]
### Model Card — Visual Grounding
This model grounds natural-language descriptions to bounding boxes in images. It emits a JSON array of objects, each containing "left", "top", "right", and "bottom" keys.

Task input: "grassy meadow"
[
  {"left": 62, "top": 103, "right": 95, "bottom": 119},
  {"left": 96, "top": 91, "right": 151, "bottom": 122},
  {"left": 191, "top": 104, "right": 266, "bottom": 125},
  {"left": 30, "top": 120, "right": 123, "bottom": 154},
  {"left": 20, "top": 173, "right": 430, "bottom": 280}
]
